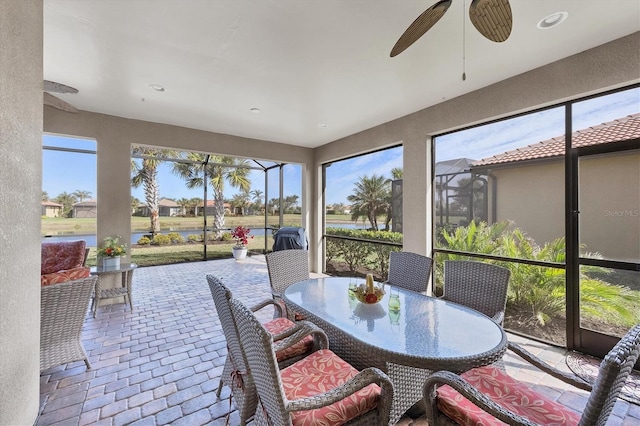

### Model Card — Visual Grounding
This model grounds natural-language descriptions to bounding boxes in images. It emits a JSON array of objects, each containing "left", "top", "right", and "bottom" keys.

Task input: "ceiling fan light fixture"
[
  {"left": 537, "top": 12, "right": 568, "bottom": 29},
  {"left": 149, "top": 84, "right": 166, "bottom": 92}
]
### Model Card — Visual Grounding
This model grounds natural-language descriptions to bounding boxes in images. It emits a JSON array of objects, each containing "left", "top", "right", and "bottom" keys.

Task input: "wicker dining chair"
[
  {"left": 386, "top": 251, "right": 433, "bottom": 293},
  {"left": 442, "top": 260, "right": 510, "bottom": 325},
  {"left": 206, "top": 275, "right": 328, "bottom": 425},
  {"left": 40, "top": 275, "right": 97, "bottom": 371},
  {"left": 229, "top": 296, "right": 395, "bottom": 426},
  {"left": 265, "top": 249, "right": 310, "bottom": 320},
  {"left": 423, "top": 324, "right": 640, "bottom": 425}
]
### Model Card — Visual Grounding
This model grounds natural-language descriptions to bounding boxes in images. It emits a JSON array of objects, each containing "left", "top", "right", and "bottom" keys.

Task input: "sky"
[{"left": 43, "top": 87, "right": 638, "bottom": 206}]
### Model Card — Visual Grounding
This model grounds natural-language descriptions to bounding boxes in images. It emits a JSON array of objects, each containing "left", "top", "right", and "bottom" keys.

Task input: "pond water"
[{"left": 42, "top": 223, "right": 365, "bottom": 247}]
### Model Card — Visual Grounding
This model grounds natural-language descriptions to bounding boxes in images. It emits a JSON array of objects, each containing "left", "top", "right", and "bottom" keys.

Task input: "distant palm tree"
[
  {"left": 72, "top": 189, "right": 92, "bottom": 203},
  {"left": 42, "top": 191, "right": 49, "bottom": 201},
  {"left": 53, "top": 192, "right": 78, "bottom": 218},
  {"left": 250, "top": 189, "right": 264, "bottom": 213},
  {"left": 172, "top": 154, "right": 251, "bottom": 238},
  {"left": 131, "top": 196, "right": 141, "bottom": 215},
  {"left": 231, "top": 191, "right": 250, "bottom": 215},
  {"left": 176, "top": 197, "right": 191, "bottom": 216},
  {"left": 390, "top": 167, "right": 403, "bottom": 180},
  {"left": 131, "top": 147, "right": 178, "bottom": 233},
  {"left": 347, "top": 174, "right": 390, "bottom": 230}
]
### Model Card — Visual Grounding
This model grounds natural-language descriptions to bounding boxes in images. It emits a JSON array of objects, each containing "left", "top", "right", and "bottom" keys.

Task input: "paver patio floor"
[{"left": 37, "top": 256, "right": 640, "bottom": 425}]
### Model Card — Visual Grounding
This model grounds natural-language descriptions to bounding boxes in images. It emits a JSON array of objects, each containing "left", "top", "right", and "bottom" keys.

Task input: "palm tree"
[
  {"left": 131, "top": 196, "right": 141, "bottom": 215},
  {"left": 268, "top": 198, "right": 280, "bottom": 216},
  {"left": 172, "top": 153, "right": 251, "bottom": 238},
  {"left": 131, "top": 147, "right": 177, "bottom": 233},
  {"left": 231, "top": 191, "right": 250, "bottom": 215},
  {"left": 283, "top": 194, "right": 299, "bottom": 213},
  {"left": 176, "top": 197, "right": 191, "bottom": 216},
  {"left": 72, "top": 189, "right": 92, "bottom": 203},
  {"left": 42, "top": 191, "right": 49, "bottom": 201},
  {"left": 53, "top": 192, "right": 78, "bottom": 218},
  {"left": 390, "top": 167, "right": 403, "bottom": 180},
  {"left": 250, "top": 189, "right": 264, "bottom": 214},
  {"left": 347, "top": 174, "right": 390, "bottom": 230}
]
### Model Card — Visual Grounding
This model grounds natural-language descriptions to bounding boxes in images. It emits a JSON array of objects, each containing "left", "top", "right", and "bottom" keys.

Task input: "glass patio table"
[{"left": 283, "top": 276, "right": 508, "bottom": 423}]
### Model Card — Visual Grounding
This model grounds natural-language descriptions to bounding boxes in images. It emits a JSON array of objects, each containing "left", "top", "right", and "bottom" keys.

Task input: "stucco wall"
[
  {"left": 490, "top": 152, "right": 639, "bottom": 262},
  {"left": 0, "top": 1, "right": 43, "bottom": 424},
  {"left": 491, "top": 161, "right": 565, "bottom": 247},
  {"left": 579, "top": 152, "right": 640, "bottom": 262}
]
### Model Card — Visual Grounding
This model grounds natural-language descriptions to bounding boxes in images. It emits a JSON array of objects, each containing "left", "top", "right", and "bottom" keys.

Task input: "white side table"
[{"left": 90, "top": 263, "right": 137, "bottom": 317}]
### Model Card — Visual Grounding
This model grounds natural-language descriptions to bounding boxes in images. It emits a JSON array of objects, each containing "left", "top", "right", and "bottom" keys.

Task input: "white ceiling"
[{"left": 43, "top": 1, "right": 640, "bottom": 148}]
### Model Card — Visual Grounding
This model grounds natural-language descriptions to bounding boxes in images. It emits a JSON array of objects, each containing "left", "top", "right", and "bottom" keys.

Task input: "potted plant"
[
  {"left": 97, "top": 235, "right": 127, "bottom": 269},
  {"left": 230, "top": 226, "right": 253, "bottom": 260}
]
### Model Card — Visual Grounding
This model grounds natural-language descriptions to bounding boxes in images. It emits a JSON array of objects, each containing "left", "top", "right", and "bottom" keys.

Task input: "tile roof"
[{"left": 472, "top": 113, "right": 640, "bottom": 167}]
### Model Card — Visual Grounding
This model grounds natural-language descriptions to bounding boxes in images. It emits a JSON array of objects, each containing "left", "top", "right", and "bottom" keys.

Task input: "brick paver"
[{"left": 36, "top": 256, "right": 639, "bottom": 425}]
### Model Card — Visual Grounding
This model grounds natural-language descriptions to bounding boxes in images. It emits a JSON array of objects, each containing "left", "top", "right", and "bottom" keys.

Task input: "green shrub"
[
  {"left": 167, "top": 232, "right": 184, "bottom": 244},
  {"left": 137, "top": 236, "right": 151, "bottom": 245},
  {"left": 151, "top": 234, "right": 171, "bottom": 245},
  {"left": 220, "top": 232, "right": 233, "bottom": 242},
  {"left": 187, "top": 234, "right": 201, "bottom": 242}
]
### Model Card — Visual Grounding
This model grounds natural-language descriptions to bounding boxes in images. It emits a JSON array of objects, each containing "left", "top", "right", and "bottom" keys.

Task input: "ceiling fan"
[
  {"left": 390, "top": 0, "right": 512, "bottom": 57},
  {"left": 44, "top": 80, "right": 79, "bottom": 113}
]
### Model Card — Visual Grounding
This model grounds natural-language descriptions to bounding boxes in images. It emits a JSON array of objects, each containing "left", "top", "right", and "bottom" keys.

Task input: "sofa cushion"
[
  {"left": 41, "top": 240, "right": 87, "bottom": 275},
  {"left": 41, "top": 267, "right": 91, "bottom": 286}
]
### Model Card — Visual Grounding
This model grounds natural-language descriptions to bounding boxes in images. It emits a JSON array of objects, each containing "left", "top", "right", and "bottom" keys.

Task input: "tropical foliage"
[
  {"left": 171, "top": 153, "right": 251, "bottom": 238},
  {"left": 131, "top": 147, "right": 178, "bottom": 233},
  {"left": 437, "top": 221, "right": 637, "bottom": 329}
]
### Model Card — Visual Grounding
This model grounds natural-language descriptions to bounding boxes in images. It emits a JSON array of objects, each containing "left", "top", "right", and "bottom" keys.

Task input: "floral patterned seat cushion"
[
  {"left": 437, "top": 365, "right": 581, "bottom": 426},
  {"left": 41, "top": 240, "right": 89, "bottom": 286},
  {"left": 264, "top": 317, "right": 314, "bottom": 362},
  {"left": 280, "top": 349, "right": 381, "bottom": 425},
  {"left": 41, "top": 267, "right": 91, "bottom": 286}
]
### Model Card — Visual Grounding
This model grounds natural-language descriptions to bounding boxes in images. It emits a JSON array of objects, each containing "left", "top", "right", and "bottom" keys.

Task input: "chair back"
[
  {"left": 582, "top": 324, "right": 640, "bottom": 425},
  {"left": 205, "top": 276, "right": 254, "bottom": 401},
  {"left": 206, "top": 276, "right": 250, "bottom": 373},
  {"left": 40, "top": 275, "right": 96, "bottom": 371},
  {"left": 265, "top": 249, "right": 310, "bottom": 296},
  {"left": 230, "top": 297, "right": 292, "bottom": 426},
  {"left": 443, "top": 260, "right": 510, "bottom": 324},
  {"left": 387, "top": 251, "right": 433, "bottom": 293}
]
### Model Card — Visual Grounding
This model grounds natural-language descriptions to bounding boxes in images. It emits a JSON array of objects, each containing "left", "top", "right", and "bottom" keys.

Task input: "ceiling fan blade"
[
  {"left": 390, "top": 0, "right": 452, "bottom": 57},
  {"left": 44, "top": 80, "right": 79, "bottom": 94},
  {"left": 469, "top": 0, "right": 512, "bottom": 43},
  {"left": 44, "top": 92, "right": 78, "bottom": 113}
]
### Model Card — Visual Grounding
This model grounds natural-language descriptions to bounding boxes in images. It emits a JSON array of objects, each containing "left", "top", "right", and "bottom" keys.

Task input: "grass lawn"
[{"left": 42, "top": 213, "right": 357, "bottom": 236}]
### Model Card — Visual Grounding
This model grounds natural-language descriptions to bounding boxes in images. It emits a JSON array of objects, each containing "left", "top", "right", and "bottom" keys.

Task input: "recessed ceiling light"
[
  {"left": 250, "top": 107, "right": 261, "bottom": 113},
  {"left": 149, "top": 84, "right": 166, "bottom": 92},
  {"left": 318, "top": 123, "right": 327, "bottom": 128},
  {"left": 537, "top": 12, "right": 568, "bottom": 29}
]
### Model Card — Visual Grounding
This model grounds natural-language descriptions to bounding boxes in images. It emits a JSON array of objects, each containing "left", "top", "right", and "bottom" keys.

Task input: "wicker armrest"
[
  {"left": 492, "top": 311, "right": 504, "bottom": 325},
  {"left": 273, "top": 321, "right": 329, "bottom": 351},
  {"left": 250, "top": 298, "right": 284, "bottom": 318},
  {"left": 287, "top": 367, "right": 393, "bottom": 412},
  {"left": 508, "top": 342, "right": 592, "bottom": 391},
  {"left": 423, "top": 371, "right": 540, "bottom": 426}
]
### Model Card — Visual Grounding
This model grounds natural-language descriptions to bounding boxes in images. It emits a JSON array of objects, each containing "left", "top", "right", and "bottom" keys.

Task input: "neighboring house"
[
  {"left": 73, "top": 199, "right": 97, "bottom": 218},
  {"left": 196, "top": 200, "right": 232, "bottom": 216},
  {"left": 471, "top": 113, "right": 640, "bottom": 262},
  {"left": 41, "top": 201, "right": 63, "bottom": 217},
  {"left": 137, "top": 198, "right": 181, "bottom": 217}
]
